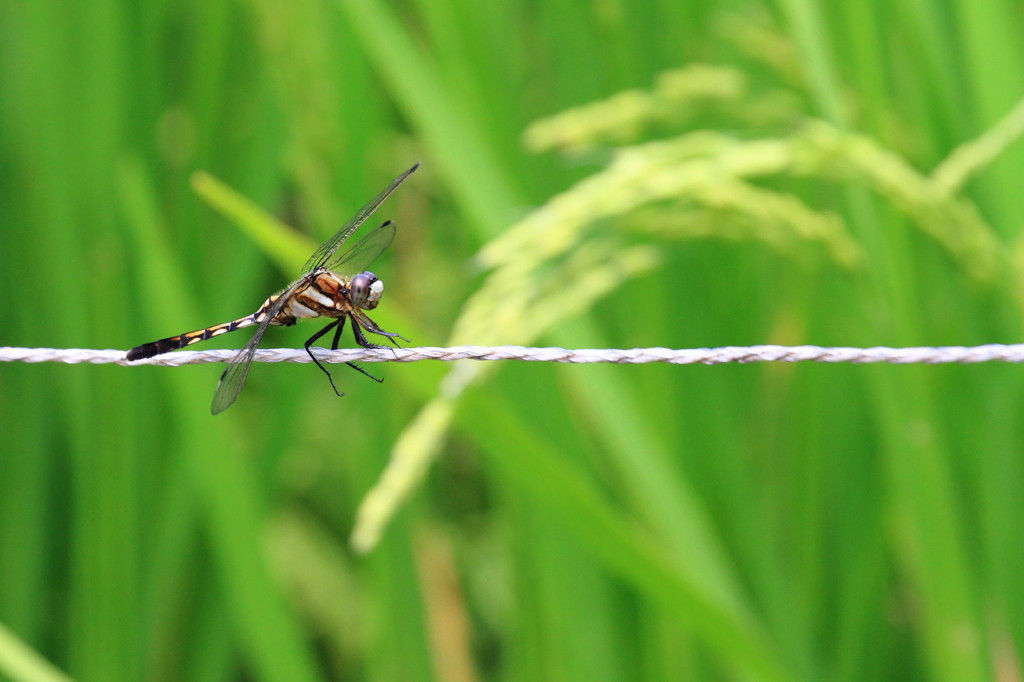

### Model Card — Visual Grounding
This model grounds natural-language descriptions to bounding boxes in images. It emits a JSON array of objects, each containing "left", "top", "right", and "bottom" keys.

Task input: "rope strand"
[{"left": 3, "top": 344, "right": 1024, "bottom": 366}]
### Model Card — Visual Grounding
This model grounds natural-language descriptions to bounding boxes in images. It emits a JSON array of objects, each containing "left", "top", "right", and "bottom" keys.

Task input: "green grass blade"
[{"left": 0, "top": 622, "right": 74, "bottom": 682}]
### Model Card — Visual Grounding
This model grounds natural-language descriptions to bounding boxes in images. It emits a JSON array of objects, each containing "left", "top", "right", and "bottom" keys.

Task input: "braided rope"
[{"left": 3, "top": 344, "right": 1024, "bottom": 366}]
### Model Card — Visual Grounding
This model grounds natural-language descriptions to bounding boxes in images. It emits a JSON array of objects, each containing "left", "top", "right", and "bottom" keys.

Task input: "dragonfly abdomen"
[{"left": 126, "top": 315, "right": 258, "bottom": 360}]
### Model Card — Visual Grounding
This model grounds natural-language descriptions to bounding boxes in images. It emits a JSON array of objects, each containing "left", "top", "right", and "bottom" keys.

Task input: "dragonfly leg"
[
  {"left": 344, "top": 317, "right": 385, "bottom": 383},
  {"left": 345, "top": 361, "right": 383, "bottom": 383},
  {"left": 331, "top": 316, "right": 347, "bottom": 350},
  {"left": 354, "top": 311, "right": 404, "bottom": 368},
  {"left": 350, "top": 315, "right": 388, "bottom": 349},
  {"left": 328, "top": 316, "right": 382, "bottom": 383},
  {"left": 356, "top": 311, "right": 410, "bottom": 345},
  {"left": 305, "top": 319, "right": 344, "bottom": 396}
]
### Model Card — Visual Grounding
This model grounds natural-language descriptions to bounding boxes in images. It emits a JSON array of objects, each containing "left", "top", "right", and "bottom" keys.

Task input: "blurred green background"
[{"left": 3, "top": 0, "right": 1024, "bottom": 680}]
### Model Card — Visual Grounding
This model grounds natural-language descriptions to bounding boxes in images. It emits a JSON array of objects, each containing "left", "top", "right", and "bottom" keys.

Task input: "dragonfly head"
[{"left": 350, "top": 271, "right": 384, "bottom": 309}]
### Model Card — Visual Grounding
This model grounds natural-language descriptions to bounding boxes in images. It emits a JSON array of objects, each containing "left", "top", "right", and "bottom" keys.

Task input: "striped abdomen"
[
  {"left": 125, "top": 292, "right": 294, "bottom": 361},
  {"left": 125, "top": 314, "right": 260, "bottom": 360}
]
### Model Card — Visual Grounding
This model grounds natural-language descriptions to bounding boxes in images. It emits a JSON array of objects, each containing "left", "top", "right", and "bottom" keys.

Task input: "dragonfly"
[{"left": 126, "top": 163, "right": 419, "bottom": 414}]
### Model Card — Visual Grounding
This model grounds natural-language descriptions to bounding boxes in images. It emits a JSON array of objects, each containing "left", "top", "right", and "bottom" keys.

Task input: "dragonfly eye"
[{"left": 350, "top": 271, "right": 383, "bottom": 309}]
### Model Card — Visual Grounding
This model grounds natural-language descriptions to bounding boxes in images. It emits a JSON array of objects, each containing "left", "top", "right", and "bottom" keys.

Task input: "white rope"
[{"left": 3, "top": 344, "right": 1024, "bottom": 366}]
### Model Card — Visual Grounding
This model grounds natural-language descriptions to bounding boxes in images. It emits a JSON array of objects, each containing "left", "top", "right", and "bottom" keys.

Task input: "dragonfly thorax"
[{"left": 349, "top": 271, "right": 383, "bottom": 310}]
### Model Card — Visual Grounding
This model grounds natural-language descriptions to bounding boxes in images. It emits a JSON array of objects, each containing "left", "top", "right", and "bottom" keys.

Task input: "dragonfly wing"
[
  {"left": 210, "top": 281, "right": 302, "bottom": 414},
  {"left": 301, "top": 163, "right": 419, "bottom": 275},
  {"left": 323, "top": 220, "right": 396, "bottom": 277}
]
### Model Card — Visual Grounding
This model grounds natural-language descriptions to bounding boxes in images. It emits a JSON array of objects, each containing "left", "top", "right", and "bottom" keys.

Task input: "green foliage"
[{"left": 2, "top": 1, "right": 1024, "bottom": 681}]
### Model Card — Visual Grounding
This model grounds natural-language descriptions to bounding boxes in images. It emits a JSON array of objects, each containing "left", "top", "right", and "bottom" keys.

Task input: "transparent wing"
[
  {"left": 323, "top": 220, "right": 396, "bottom": 277},
  {"left": 210, "top": 280, "right": 304, "bottom": 414},
  {"left": 301, "top": 163, "right": 419, "bottom": 275}
]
